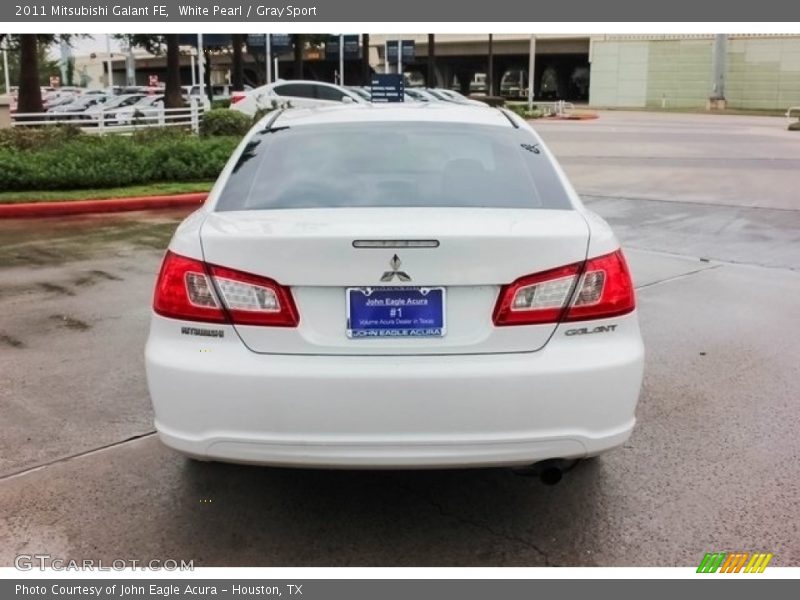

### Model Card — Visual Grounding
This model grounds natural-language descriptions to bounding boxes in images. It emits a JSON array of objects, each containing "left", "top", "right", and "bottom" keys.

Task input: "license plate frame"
[{"left": 346, "top": 287, "right": 446, "bottom": 339}]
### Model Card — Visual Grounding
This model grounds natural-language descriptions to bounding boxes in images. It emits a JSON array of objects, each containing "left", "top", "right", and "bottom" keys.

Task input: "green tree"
[
  {"left": 0, "top": 36, "right": 61, "bottom": 91},
  {"left": 0, "top": 34, "right": 69, "bottom": 113}
]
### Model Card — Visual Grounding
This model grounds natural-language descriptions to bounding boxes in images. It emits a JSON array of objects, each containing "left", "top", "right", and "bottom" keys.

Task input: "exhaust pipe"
[
  {"left": 539, "top": 464, "right": 563, "bottom": 485},
  {"left": 512, "top": 459, "right": 573, "bottom": 484}
]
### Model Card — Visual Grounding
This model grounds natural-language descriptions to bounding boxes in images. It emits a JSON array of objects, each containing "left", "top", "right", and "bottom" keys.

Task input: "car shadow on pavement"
[{"left": 171, "top": 456, "right": 609, "bottom": 566}]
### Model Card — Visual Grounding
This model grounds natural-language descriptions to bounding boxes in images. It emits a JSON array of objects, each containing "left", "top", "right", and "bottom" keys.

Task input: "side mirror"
[{"left": 341, "top": 96, "right": 355, "bottom": 104}]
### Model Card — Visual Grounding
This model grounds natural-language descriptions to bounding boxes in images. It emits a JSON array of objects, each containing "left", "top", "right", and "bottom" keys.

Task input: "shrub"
[
  {"left": 506, "top": 103, "right": 544, "bottom": 120},
  {"left": 211, "top": 99, "right": 232, "bottom": 110},
  {"left": 0, "top": 133, "right": 241, "bottom": 192},
  {"left": 478, "top": 96, "right": 506, "bottom": 107},
  {"left": 0, "top": 124, "right": 84, "bottom": 151},
  {"left": 131, "top": 126, "right": 194, "bottom": 143},
  {"left": 200, "top": 109, "right": 253, "bottom": 137}
]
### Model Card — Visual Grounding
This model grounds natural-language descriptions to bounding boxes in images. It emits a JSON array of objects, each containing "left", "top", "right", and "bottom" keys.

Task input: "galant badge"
[{"left": 380, "top": 254, "right": 412, "bottom": 282}]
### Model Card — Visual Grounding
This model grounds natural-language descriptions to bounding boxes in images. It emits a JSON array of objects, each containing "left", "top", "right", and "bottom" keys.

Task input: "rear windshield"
[{"left": 215, "top": 121, "right": 572, "bottom": 211}]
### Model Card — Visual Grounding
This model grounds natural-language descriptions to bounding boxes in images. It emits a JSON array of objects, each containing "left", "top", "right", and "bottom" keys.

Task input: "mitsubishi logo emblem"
[{"left": 380, "top": 254, "right": 411, "bottom": 282}]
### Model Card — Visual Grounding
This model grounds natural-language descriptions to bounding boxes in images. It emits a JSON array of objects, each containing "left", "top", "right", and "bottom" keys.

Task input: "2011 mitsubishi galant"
[{"left": 145, "top": 103, "right": 644, "bottom": 473}]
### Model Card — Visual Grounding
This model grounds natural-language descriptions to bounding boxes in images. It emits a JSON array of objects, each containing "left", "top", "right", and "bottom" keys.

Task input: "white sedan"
[
  {"left": 230, "top": 80, "right": 365, "bottom": 117},
  {"left": 145, "top": 104, "right": 644, "bottom": 478}
]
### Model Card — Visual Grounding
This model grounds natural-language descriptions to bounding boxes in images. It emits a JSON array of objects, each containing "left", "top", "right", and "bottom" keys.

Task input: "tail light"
[
  {"left": 493, "top": 249, "right": 635, "bottom": 326},
  {"left": 153, "top": 251, "right": 299, "bottom": 327},
  {"left": 230, "top": 92, "right": 247, "bottom": 105}
]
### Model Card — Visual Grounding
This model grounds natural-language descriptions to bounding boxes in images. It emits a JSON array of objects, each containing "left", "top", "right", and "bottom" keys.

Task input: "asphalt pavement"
[{"left": 0, "top": 111, "right": 798, "bottom": 567}]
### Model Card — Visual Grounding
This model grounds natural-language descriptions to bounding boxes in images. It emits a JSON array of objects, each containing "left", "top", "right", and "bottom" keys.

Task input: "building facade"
[{"left": 371, "top": 33, "right": 800, "bottom": 110}]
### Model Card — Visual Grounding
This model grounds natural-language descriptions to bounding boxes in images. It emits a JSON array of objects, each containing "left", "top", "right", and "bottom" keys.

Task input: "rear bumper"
[{"left": 145, "top": 313, "right": 644, "bottom": 468}]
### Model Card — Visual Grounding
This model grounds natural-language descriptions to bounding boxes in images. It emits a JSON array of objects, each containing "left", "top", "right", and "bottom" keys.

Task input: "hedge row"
[{"left": 0, "top": 128, "right": 241, "bottom": 192}]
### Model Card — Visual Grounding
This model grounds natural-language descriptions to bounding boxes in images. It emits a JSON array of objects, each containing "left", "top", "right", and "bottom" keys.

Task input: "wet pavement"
[{"left": 0, "top": 112, "right": 798, "bottom": 567}]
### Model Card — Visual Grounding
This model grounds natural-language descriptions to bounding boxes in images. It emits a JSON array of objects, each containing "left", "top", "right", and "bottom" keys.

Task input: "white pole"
[
  {"left": 266, "top": 35, "right": 272, "bottom": 84},
  {"left": 527, "top": 35, "right": 536, "bottom": 111},
  {"left": 2, "top": 49, "right": 9, "bottom": 95},
  {"left": 397, "top": 40, "right": 402, "bottom": 76},
  {"left": 190, "top": 54, "right": 196, "bottom": 87},
  {"left": 384, "top": 41, "right": 389, "bottom": 74},
  {"left": 338, "top": 34, "right": 344, "bottom": 85},
  {"left": 273, "top": 56, "right": 279, "bottom": 81},
  {"left": 105, "top": 35, "right": 114, "bottom": 89},
  {"left": 127, "top": 45, "right": 135, "bottom": 86},
  {"left": 197, "top": 33, "right": 206, "bottom": 100}
]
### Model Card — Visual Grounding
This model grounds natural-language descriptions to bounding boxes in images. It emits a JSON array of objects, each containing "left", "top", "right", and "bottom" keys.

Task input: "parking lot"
[{"left": 1, "top": 110, "right": 798, "bottom": 567}]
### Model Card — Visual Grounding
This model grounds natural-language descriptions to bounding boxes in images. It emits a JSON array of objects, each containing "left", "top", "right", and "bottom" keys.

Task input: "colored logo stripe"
[
  {"left": 744, "top": 553, "right": 773, "bottom": 573},
  {"left": 697, "top": 552, "right": 773, "bottom": 573},
  {"left": 697, "top": 552, "right": 726, "bottom": 573},
  {"left": 720, "top": 552, "right": 749, "bottom": 573}
]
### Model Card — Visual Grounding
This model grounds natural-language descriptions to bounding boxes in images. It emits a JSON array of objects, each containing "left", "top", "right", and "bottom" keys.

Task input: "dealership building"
[
  {"left": 370, "top": 34, "right": 800, "bottom": 110},
  {"left": 88, "top": 33, "right": 800, "bottom": 111}
]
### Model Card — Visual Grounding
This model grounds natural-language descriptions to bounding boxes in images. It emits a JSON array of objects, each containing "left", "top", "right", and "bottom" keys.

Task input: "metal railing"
[
  {"left": 536, "top": 100, "right": 575, "bottom": 116},
  {"left": 11, "top": 101, "right": 205, "bottom": 134}
]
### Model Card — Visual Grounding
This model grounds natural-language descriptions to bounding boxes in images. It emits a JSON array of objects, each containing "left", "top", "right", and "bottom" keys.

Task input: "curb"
[
  {"left": 0, "top": 192, "right": 208, "bottom": 219},
  {"left": 544, "top": 113, "right": 600, "bottom": 121}
]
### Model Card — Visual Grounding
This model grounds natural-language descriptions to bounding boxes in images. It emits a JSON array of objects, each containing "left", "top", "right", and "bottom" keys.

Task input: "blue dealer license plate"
[{"left": 346, "top": 287, "right": 446, "bottom": 338}]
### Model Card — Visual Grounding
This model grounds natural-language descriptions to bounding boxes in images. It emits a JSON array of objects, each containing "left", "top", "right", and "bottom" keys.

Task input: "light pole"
[
  {"left": 527, "top": 35, "right": 536, "bottom": 111},
  {"left": 266, "top": 35, "right": 272, "bottom": 84},
  {"left": 105, "top": 34, "right": 114, "bottom": 88},
  {"left": 487, "top": 34, "right": 494, "bottom": 96},
  {"left": 2, "top": 42, "right": 10, "bottom": 95},
  {"left": 338, "top": 34, "right": 344, "bottom": 85},
  {"left": 397, "top": 40, "right": 402, "bottom": 77},
  {"left": 197, "top": 33, "right": 206, "bottom": 100}
]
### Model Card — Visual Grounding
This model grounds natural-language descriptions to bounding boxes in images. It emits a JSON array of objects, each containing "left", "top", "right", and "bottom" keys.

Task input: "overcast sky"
[{"left": 49, "top": 35, "right": 125, "bottom": 58}]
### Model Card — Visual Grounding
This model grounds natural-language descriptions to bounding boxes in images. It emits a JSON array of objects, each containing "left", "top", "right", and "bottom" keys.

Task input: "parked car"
[
  {"left": 230, "top": 80, "right": 366, "bottom": 116},
  {"left": 81, "top": 93, "right": 146, "bottom": 123},
  {"left": 404, "top": 88, "right": 442, "bottom": 103},
  {"left": 47, "top": 94, "right": 109, "bottom": 119},
  {"left": 347, "top": 86, "right": 422, "bottom": 103},
  {"left": 146, "top": 103, "right": 644, "bottom": 476},
  {"left": 430, "top": 88, "right": 488, "bottom": 107},
  {"left": 113, "top": 94, "right": 165, "bottom": 125},
  {"left": 42, "top": 92, "right": 77, "bottom": 110}
]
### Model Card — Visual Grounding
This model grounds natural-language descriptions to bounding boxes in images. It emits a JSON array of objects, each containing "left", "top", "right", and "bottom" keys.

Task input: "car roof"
[{"left": 266, "top": 103, "right": 515, "bottom": 129}]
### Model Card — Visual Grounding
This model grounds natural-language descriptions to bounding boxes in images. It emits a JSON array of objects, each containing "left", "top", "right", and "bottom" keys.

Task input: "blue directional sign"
[{"left": 370, "top": 74, "right": 405, "bottom": 103}]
